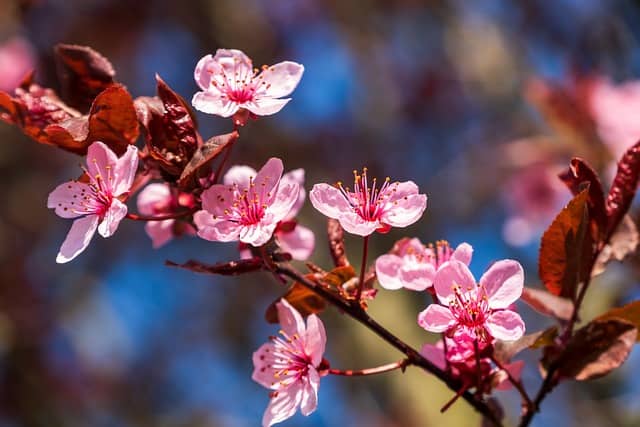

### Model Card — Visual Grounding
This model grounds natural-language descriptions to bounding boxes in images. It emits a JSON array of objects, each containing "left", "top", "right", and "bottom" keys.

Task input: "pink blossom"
[
  {"left": 192, "top": 49, "right": 304, "bottom": 118},
  {"left": 0, "top": 36, "right": 35, "bottom": 92},
  {"left": 136, "top": 183, "right": 196, "bottom": 248},
  {"left": 252, "top": 299, "right": 326, "bottom": 427},
  {"left": 47, "top": 141, "right": 138, "bottom": 263},
  {"left": 309, "top": 168, "right": 427, "bottom": 236},
  {"left": 226, "top": 165, "right": 314, "bottom": 260},
  {"left": 375, "top": 239, "right": 472, "bottom": 291},
  {"left": 193, "top": 158, "right": 300, "bottom": 247},
  {"left": 418, "top": 259, "right": 525, "bottom": 342}
]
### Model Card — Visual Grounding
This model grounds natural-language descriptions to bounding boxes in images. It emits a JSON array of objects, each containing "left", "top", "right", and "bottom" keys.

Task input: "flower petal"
[
  {"left": 56, "top": 215, "right": 99, "bottom": 263},
  {"left": 337, "top": 213, "right": 379, "bottom": 236},
  {"left": 305, "top": 314, "right": 326, "bottom": 366},
  {"left": 112, "top": 144, "right": 139, "bottom": 196},
  {"left": 262, "top": 383, "right": 302, "bottom": 427},
  {"left": 433, "top": 260, "right": 477, "bottom": 305},
  {"left": 485, "top": 310, "right": 525, "bottom": 341},
  {"left": 300, "top": 368, "right": 319, "bottom": 416},
  {"left": 86, "top": 141, "right": 118, "bottom": 179},
  {"left": 192, "top": 91, "right": 239, "bottom": 117},
  {"left": 200, "top": 184, "right": 235, "bottom": 217},
  {"left": 245, "top": 97, "right": 291, "bottom": 116},
  {"left": 193, "top": 211, "right": 241, "bottom": 242},
  {"left": 137, "top": 183, "right": 171, "bottom": 216},
  {"left": 309, "top": 183, "right": 352, "bottom": 220},
  {"left": 223, "top": 165, "right": 257, "bottom": 188},
  {"left": 97, "top": 198, "right": 128, "bottom": 238},
  {"left": 47, "top": 181, "right": 93, "bottom": 218},
  {"left": 277, "top": 224, "right": 315, "bottom": 261},
  {"left": 479, "top": 259, "right": 524, "bottom": 309},
  {"left": 276, "top": 298, "right": 306, "bottom": 339},
  {"left": 252, "top": 342, "right": 279, "bottom": 389},
  {"left": 418, "top": 304, "right": 457, "bottom": 333},
  {"left": 420, "top": 342, "right": 446, "bottom": 370},
  {"left": 144, "top": 220, "right": 174, "bottom": 248},
  {"left": 375, "top": 254, "right": 404, "bottom": 290},
  {"left": 258, "top": 61, "right": 304, "bottom": 98},
  {"left": 240, "top": 222, "right": 278, "bottom": 246},
  {"left": 254, "top": 157, "right": 285, "bottom": 201},
  {"left": 281, "top": 168, "right": 306, "bottom": 219},
  {"left": 451, "top": 242, "right": 473, "bottom": 266},
  {"left": 400, "top": 263, "right": 436, "bottom": 291},
  {"left": 267, "top": 182, "right": 300, "bottom": 223},
  {"left": 381, "top": 193, "right": 427, "bottom": 228}
]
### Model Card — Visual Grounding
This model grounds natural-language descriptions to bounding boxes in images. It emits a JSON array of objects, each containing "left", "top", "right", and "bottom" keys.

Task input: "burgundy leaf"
[
  {"left": 593, "top": 215, "right": 639, "bottom": 276},
  {"left": 606, "top": 140, "right": 640, "bottom": 239},
  {"left": 494, "top": 327, "right": 558, "bottom": 364},
  {"left": 597, "top": 300, "right": 640, "bottom": 342},
  {"left": 178, "top": 131, "right": 239, "bottom": 190},
  {"left": 520, "top": 287, "right": 574, "bottom": 321},
  {"left": 265, "top": 281, "right": 327, "bottom": 324}
]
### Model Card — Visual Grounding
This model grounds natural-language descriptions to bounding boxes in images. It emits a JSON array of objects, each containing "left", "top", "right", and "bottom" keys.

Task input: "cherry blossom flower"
[
  {"left": 418, "top": 259, "right": 525, "bottom": 342},
  {"left": 192, "top": 49, "right": 304, "bottom": 118},
  {"left": 252, "top": 299, "right": 326, "bottom": 427},
  {"left": 193, "top": 158, "right": 300, "bottom": 247},
  {"left": 375, "top": 239, "right": 472, "bottom": 291},
  {"left": 309, "top": 168, "right": 427, "bottom": 236},
  {"left": 136, "top": 183, "right": 196, "bottom": 248},
  {"left": 0, "top": 36, "right": 35, "bottom": 92},
  {"left": 229, "top": 165, "right": 315, "bottom": 260},
  {"left": 47, "top": 141, "right": 138, "bottom": 263}
]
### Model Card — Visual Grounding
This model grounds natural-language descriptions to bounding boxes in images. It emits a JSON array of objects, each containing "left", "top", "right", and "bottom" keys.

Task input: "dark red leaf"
[
  {"left": 597, "top": 300, "right": 640, "bottom": 342},
  {"left": 327, "top": 219, "right": 349, "bottom": 267},
  {"left": 165, "top": 258, "right": 264, "bottom": 275},
  {"left": 178, "top": 131, "right": 239, "bottom": 190},
  {"left": 520, "top": 287, "right": 574, "bottom": 321},
  {"left": 265, "top": 281, "right": 327, "bottom": 324},
  {"left": 54, "top": 44, "right": 116, "bottom": 111},
  {"left": 606, "top": 140, "right": 640, "bottom": 239},
  {"left": 86, "top": 84, "right": 139, "bottom": 155},
  {"left": 555, "top": 318, "right": 636, "bottom": 380},
  {"left": 539, "top": 188, "right": 593, "bottom": 299},
  {"left": 593, "top": 215, "right": 639, "bottom": 276}
]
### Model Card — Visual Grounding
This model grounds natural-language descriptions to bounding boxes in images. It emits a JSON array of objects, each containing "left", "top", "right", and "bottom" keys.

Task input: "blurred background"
[{"left": 2, "top": 0, "right": 640, "bottom": 426}]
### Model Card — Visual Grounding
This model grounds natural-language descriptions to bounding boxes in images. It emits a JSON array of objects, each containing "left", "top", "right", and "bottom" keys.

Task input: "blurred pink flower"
[
  {"left": 0, "top": 36, "right": 35, "bottom": 92},
  {"left": 252, "top": 299, "right": 326, "bottom": 427},
  {"left": 418, "top": 259, "right": 525, "bottom": 342},
  {"left": 375, "top": 239, "right": 473, "bottom": 291},
  {"left": 193, "top": 158, "right": 300, "bottom": 246},
  {"left": 227, "top": 165, "right": 314, "bottom": 260},
  {"left": 47, "top": 141, "right": 138, "bottom": 263},
  {"left": 136, "top": 183, "right": 196, "bottom": 248},
  {"left": 192, "top": 49, "right": 304, "bottom": 118},
  {"left": 309, "top": 168, "right": 427, "bottom": 236}
]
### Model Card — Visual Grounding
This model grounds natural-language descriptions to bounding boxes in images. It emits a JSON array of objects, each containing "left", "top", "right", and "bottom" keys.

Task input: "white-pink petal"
[
  {"left": 223, "top": 165, "right": 257, "bottom": 188},
  {"left": 309, "top": 184, "right": 352, "bottom": 220},
  {"left": 86, "top": 141, "right": 118, "bottom": 181},
  {"left": 276, "top": 299, "right": 306, "bottom": 338},
  {"left": 338, "top": 213, "right": 379, "bottom": 237},
  {"left": 485, "top": 310, "right": 525, "bottom": 341},
  {"left": 304, "top": 314, "right": 326, "bottom": 367},
  {"left": 418, "top": 304, "right": 457, "bottom": 333},
  {"left": 281, "top": 168, "right": 306, "bottom": 219},
  {"left": 375, "top": 254, "right": 405, "bottom": 290},
  {"left": 192, "top": 91, "right": 239, "bottom": 117},
  {"left": 137, "top": 183, "right": 171, "bottom": 216},
  {"left": 479, "top": 259, "right": 524, "bottom": 309},
  {"left": 451, "top": 242, "right": 473, "bottom": 265},
  {"left": 258, "top": 61, "right": 305, "bottom": 99},
  {"left": 400, "top": 264, "right": 436, "bottom": 291},
  {"left": 299, "top": 369, "right": 319, "bottom": 416},
  {"left": 381, "top": 193, "right": 427, "bottom": 228},
  {"left": 144, "top": 220, "right": 175, "bottom": 248},
  {"left": 113, "top": 144, "right": 139, "bottom": 196},
  {"left": 277, "top": 224, "right": 315, "bottom": 261},
  {"left": 56, "top": 215, "right": 100, "bottom": 264},
  {"left": 245, "top": 97, "right": 291, "bottom": 116},
  {"left": 97, "top": 198, "right": 127, "bottom": 238},
  {"left": 433, "top": 260, "right": 477, "bottom": 305},
  {"left": 47, "top": 181, "right": 92, "bottom": 218},
  {"left": 262, "top": 383, "right": 303, "bottom": 427}
]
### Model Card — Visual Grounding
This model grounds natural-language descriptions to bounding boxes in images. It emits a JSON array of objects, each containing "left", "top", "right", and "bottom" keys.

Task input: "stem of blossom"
[
  {"left": 490, "top": 356, "right": 533, "bottom": 410},
  {"left": 328, "top": 359, "right": 409, "bottom": 376},
  {"left": 441, "top": 382, "right": 471, "bottom": 413},
  {"left": 126, "top": 207, "right": 198, "bottom": 221},
  {"left": 356, "top": 235, "right": 369, "bottom": 302},
  {"left": 273, "top": 263, "right": 503, "bottom": 427}
]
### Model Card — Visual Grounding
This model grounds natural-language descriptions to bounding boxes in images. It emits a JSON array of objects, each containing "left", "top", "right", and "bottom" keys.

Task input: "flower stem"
[
  {"left": 328, "top": 359, "right": 409, "bottom": 376},
  {"left": 356, "top": 235, "right": 369, "bottom": 302},
  {"left": 126, "top": 207, "right": 197, "bottom": 221},
  {"left": 491, "top": 356, "right": 534, "bottom": 410}
]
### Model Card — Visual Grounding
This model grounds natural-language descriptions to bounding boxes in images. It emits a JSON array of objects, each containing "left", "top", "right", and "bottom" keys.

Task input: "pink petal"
[
  {"left": 97, "top": 198, "right": 128, "bottom": 238},
  {"left": 144, "top": 220, "right": 174, "bottom": 248},
  {"left": 200, "top": 184, "right": 235, "bottom": 217},
  {"left": 277, "top": 224, "right": 315, "bottom": 261},
  {"left": 192, "top": 91, "right": 239, "bottom": 117},
  {"left": 244, "top": 97, "right": 291, "bottom": 116},
  {"left": 136, "top": 183, "right": 171, "bottom": 216},
  {"left": 304, "top": 315, "right": 326, "bottom": 366},
  {"left": 56, "top": 215, "right": 100, "bottom": 263},
  {"left": 86, "top": 141, "right": 118, "bottom": 179},
  {"left": 337, "top": 213, "right": 378, "bottom": 237},
  {"left": 375, "top": 254, "right": 404, "bottom": 290},
  {"left": 381, "top": 193, "right": 427, "bottom": 228},
  {"left": 252, "top": 342, "right": 278, "bottom": 389},
  {"left": 433, "top": 260, "right": 477, "bottom": 305},
  {"left": 281, "top": 168, "right": 306, "bottom": 219},
  {"left": 397, "top": 237, "right": 427, "bottom": 256},
  {"left": 112, "top": 144, "right": 139, "bottom": 196},
  {"left": 223, "top": 165, "right": 257, "bottom": 188},
  {"left": 240, "top": 222, "right": 278, "bottom": 246},
  {"left": 193, "top": 211, "right": 241, "bottom": 242},
  {"left": 309, "top": 183, "right": 352, "bottom": 220},
  {"left": 267, "top": 183, "right": 301, "bottom": 223},
  {"left": 193, "top": 54, "right": 219, "bottom": 91},
  {"left": 254, "top": 158, "right": 285, "bottom": 201},
  {"left": 388, "top": 180, "right": 420, "bottom": 200},
  {"left": 47, "top": 181, "right": 92, "bottom": 218},
  {"left": 485, "top": 310, "right": 525, "bottom": 341},
  {"left": 451, "top": 242, "right": 473, "bottom": 265},
  {"left": 257, "top": 61, "right": 304, "bottom": 98},
  {"left": 213, "top": 49, "right": 253, "bottom": 77},
  {"left": 299, "top": 368, "right": 319, "bottom": 416},
  {"left": 417, "top": 304, "right": 457, "bottom": 333},
  {"left": 420, "top": 342, "right": 446, "bottom": 370},
  {"left": 276, "top": 299, "right": 306, "bottom": 339},
  {"left": 479, "top": 260, "right": 524, "bottom": 309},
  {"left": 400, "top": 263, "right": 436, "bottom": 291},
  {"left": 262, "top": 383, "right": 302, "bottom": 427}
]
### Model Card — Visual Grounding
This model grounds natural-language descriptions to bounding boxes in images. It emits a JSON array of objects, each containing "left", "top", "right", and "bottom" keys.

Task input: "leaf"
[
  {"left": 54, "top": 44, "right": 116, "bottom": 111},
  {"left": 539, "top": 188, "right": 593, "bottom": 299},
  {"left": 597, "top": 300, "right": 640, "bottom": 341},
  {"left": 327, "top": 219, "right": 349, "bottom": 267},
  {"left": 178, "top": 131, "right": 239, "bottom": 190},
  {"left": 0, "top": 91, "right": 17, "bottom": 123},
  {"left": 494, "top": 327, "right": 558, "bottom": 364},
  {"left": 606, "top": 140, "right": 640, "bottom": 239},
  {"left": 322, "top": 265, "right": 356, "bottom": 288},
  {"left": 520, "top": 287, "right": 574, "bottom": 321},
  {"left": 265, "top": 281, "right": 327, "bottom": 324},
  {"left": 165, "top": 258, "right": 264, "bottom": 275},
  {"left": 559, "top": 157, "right": 607, "bottom": 240},
  {"left": 156, "top": 74, "right": 198, "bottom": 133},
  {"left": 86, "top": 84, "right": 139, "bottom": 155},
  {"left": 593, "top": 215, "right": 639, "bottom": 276},
  {"left": 555, "top": 318, "right": 637, "bottom": 380}
]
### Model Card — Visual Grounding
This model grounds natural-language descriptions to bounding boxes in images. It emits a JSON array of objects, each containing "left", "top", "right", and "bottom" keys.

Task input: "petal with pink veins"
[
  {"left": 479, "top": 260, "right": 524, "bottom": 309},
  {"left": 381, "top": 193, "right": 427, "bottom": 228},
  {"left": 433, "top": 260, "right": 477, "bottom": 304},
  {"left": 485, "top": 310, "right": 525, "bottom": 341},
  {"left": 418, "top": 304, "right": 457, "bottom": 333},
  {"left": 305, "top": 314, "right": 326, "bottom": 366},
  {"left": 113, "top": 144, "right": 139, "bottom": 196},
  {"left": 300, "top": 368, "right": 320, "bottom": 416},
  {"left": 277, "top": 224, "right": 315, "bottom": 261},
  {"left": 375, "top": 254, "right": 404, "bottom": 290},
  {"left": 200, "top": 184, "right": 235, "bottom": 217},
  {"left": 56, "top": 215, "right": 100, "bottom": 264},
  {"left": 309, "top": 184, "right": 352, "bottom": 220},
  {"left": 267, "top": 183, "right": 300, "bottom": 223},
  {"left": 245, "top": 97, "right": 291, "bottom": 116},
  {"left": 193, "top": 212, "right": 240, "bottom": 242},
  {"left": 86, "top": 141, "right": 118, "bottom": 179},
  {"left": 240, "top": 222, "right": 278, "bottom": 246},
  {"left": 192, "top": 91, "right": 239, "bottom": 117},
  {"left": 223, "top": 165, "right": 257, "bottom": 188},
  {"left": 47, "top": 181, "right": 93, "bottom": 218},
  {"left": 97, "top": 198, "right": 128, "bottom": 238},
  {"left": 276, "top": 299, "right": 306, "bottom": 340},
  {"left": 254, "top": 158, "right": 285, "bottom": 200},
  {"left": 338, "top": 212, "right": 379, "bottom": 236},
  {"left": 400, "top": 263, "right": 435, "bottom": 291},
  {"left": 258, "top": 61, "right": 305, "bottom": 98},
  {"left": 262, "top": 383, "right": 303, "bottom": 427}
]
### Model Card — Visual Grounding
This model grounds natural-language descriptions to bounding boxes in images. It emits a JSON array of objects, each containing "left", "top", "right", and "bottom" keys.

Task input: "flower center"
[
  {"left": 425, "top": 240, "right": 454, "bottom": 269},
  {"left": 207, "top": 62, "right": 276, "bottom": 105},
  {"left": 74, "top": 163, "right": 115, "bottom": 218},
  {"left": 269, "top": 330, "right": 313, "bottom": 386},
  {"left": 219, "top": 176, "right": 272, "bottom": 226},
  {"left": 337, "top": 168, "right": 398, "bottom": 225},
  {"left": 448, "top": 283, "right": 490, "bottom": 339}
]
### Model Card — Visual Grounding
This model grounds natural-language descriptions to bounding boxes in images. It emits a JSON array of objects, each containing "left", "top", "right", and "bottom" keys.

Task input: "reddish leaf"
[
  {"left": 322, "top": 265, "right": 356, "bottom": 288},
  {"left": 494, "top": 327, "right": 558, "bottom": 364},
  {"left": 178, "top": 131, "right": 239, "bottom": 190},
  {"left": 555, "top": 318, "right": 636, "bottom": 380},
  {"left": 539, "top": 188, "right": 592, "bottom": 299},
  {"left": 0, "top": 91, "right": 17, "bottom": 123},
  {"left": 606, "top": 140, "right": 640, "bottom": 239},
  {"left": 165, "top": 258, "right": 263, "bottom": 275},
  {"left": 327, "top": 219, "right": 349, "bottom": 267},
  {"left": 593, "top": 215, "right": 639, "bottom": 276},
  {"left": 54, "top": 44, "right": 116, "bottom": 111},
  {"left": 559, "top": 157, "right": 607, "bottom": 240},
  {"left": 597, "top": 300, "right": 640, "bottom": 341},
  {"left": 265, "top": 281, "right": 327, "bottom": 324},
  {"left": 520, "top": 287, "right": 574, "bottom": 321},
  {"left": 156, "top": 74, "right": 198, "bottom": 133}
]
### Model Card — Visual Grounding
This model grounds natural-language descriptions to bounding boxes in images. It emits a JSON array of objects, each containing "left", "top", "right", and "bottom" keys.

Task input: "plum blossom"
[
  {"left": 47, "top": 141, "right": 138, "bottom": 263},
  {"left": 309, "top": 168, "right": 427, "bottom": 236},
  {"left": 193, "top": 158, "right": 300, "bottom": 247},
  {"left": 252, "top": 299, "right": 326, "bottom": 426},
  {"left": 192, "top": 49, "right": 304, "bottom": 118},
  {"left": 418, "top": 259, "right": 525, "bottom": 342},
  {"left": 375, "top": 239, "right": 472, "bottom": 291},
  {"left": 136, "top": 183, "right": 196, "bottom": 248},
  {"left": 229, "top": 165, "right": 315, "bottom": 260},
  {"left": 0, "top": 36, "right": 35, "bottom": 92}
]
